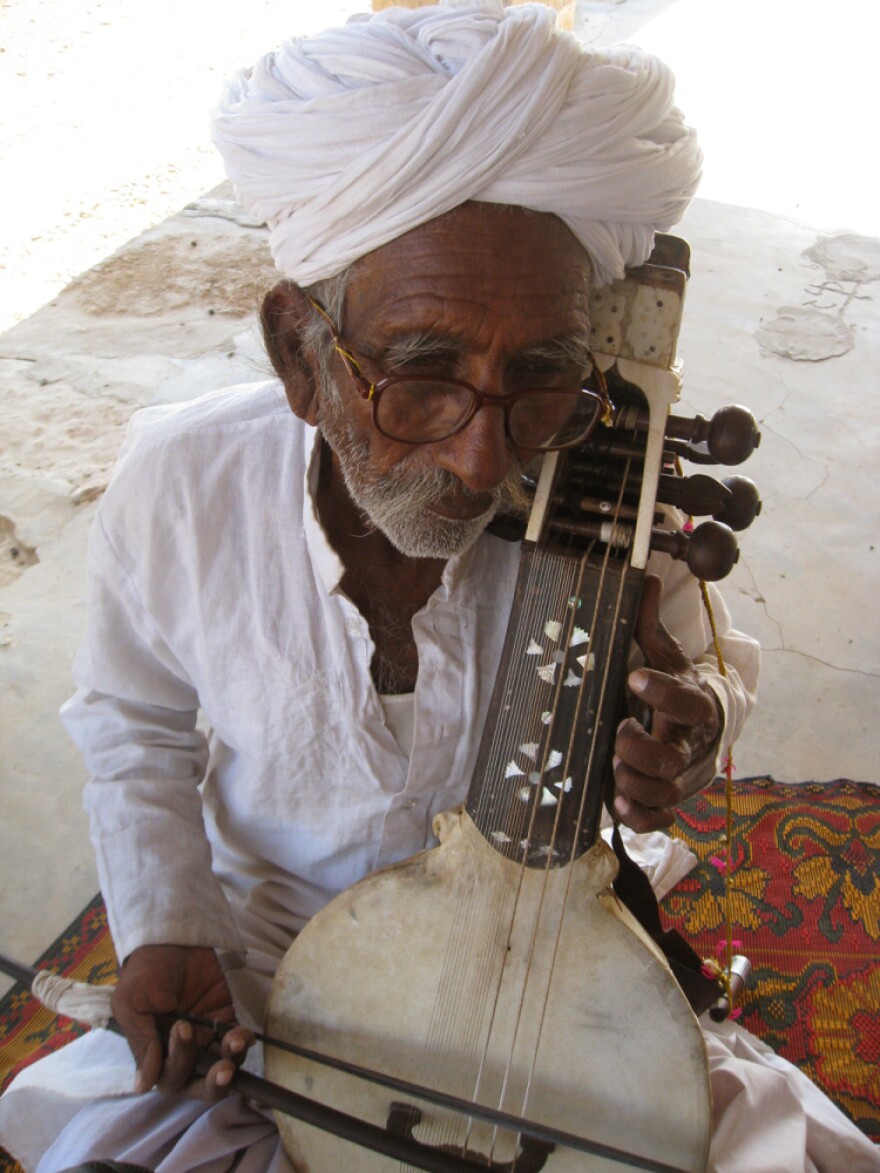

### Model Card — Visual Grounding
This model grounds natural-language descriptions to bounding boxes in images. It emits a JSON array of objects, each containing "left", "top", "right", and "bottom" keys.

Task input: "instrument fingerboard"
[{"left": 466, "top": 536, "right": 641, "bottom": 865}]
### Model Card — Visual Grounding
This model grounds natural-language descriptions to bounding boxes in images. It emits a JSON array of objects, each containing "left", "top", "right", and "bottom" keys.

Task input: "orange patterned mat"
[
  {"left": 2, "top": 777, "right": 878, "bottom": 1168},
  {"left": 663, "top": 776, "right": 879, "bottom": 1143}
]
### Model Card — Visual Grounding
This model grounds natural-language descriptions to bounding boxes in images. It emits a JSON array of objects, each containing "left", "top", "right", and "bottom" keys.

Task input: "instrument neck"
[{"left": 465, "top": 540, "right": 643, "bottom": 867}]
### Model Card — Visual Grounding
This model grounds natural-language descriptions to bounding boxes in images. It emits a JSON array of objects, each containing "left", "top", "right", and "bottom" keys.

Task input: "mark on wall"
[
  {"left": 755, "top": 305, "right": 852, "bottom": 362},
  {"left": 68, "top": 232, "right": 276, "bottom": 319},
  {"left": 0, "top": 516, "right": 39, "bottom": 589},
  {"left": 756, "top": 233, "right": 878, "bottom": 362}
]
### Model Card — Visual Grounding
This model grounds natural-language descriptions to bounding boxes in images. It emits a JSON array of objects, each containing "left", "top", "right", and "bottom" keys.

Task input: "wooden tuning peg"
[
  {"left": 657, "top": 473, "right": 732, "bottom": 516},
  {"left": 717, "top": 475, "right": 762, "bottom": 531},
  {"left": 666, "top": 405, "right": 761, "bottom": 465},
  {"left": 651, "top": 520, "right": 739, "bottom": 581}
]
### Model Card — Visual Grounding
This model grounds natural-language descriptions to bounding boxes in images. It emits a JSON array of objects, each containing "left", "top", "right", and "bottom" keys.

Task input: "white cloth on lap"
[
  {"left": 704, "top": 1020, "right": 880, "bottom": 1172},
  {"left": 36, "top": 1085, "right": 290, "bottom": 1173},
  {"left": 5, "top": 1000, "right": 877, "bottom": 1171}
]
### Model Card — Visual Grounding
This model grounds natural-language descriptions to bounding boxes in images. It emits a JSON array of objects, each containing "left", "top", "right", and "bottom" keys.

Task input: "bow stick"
[{"left": 0, "top": 952, "right": 686, "bottom": 1173}]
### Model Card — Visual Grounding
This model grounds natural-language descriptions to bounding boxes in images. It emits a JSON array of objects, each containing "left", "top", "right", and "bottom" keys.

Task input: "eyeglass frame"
[{"left": 308, "top": 297, "right": 612, "bottom": 452}]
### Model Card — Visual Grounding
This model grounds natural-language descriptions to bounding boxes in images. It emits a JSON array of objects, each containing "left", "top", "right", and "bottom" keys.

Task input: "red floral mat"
[
  {"left": 1, "top": 777, "right": 878, "bottom": 1169},
  {"left": 663, "top": 776, "right": 880, "bottom": 1143}
]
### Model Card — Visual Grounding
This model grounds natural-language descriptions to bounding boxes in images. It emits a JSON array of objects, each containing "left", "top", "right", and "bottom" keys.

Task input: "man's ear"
[{"left": 260, "top": 282, "right": 322, "bottom": 425}]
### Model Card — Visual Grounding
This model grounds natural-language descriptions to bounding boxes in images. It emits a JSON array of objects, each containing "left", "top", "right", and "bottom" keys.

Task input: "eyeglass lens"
[{"left": 375, "top": 382, "right": 603, "bottom": 450}]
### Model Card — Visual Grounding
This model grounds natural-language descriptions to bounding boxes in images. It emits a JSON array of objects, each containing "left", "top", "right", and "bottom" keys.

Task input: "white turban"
[{"left": 211, "top": 1, "right": 701, "bottom": 288}]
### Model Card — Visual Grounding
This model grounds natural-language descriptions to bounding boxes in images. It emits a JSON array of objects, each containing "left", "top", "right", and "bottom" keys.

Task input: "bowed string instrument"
[
  {"left": 263, "top": 234, "right": 762, "bottom": 1171},
  {"left": 0, "top": 236, "right": 761, "bottom": 1172}
]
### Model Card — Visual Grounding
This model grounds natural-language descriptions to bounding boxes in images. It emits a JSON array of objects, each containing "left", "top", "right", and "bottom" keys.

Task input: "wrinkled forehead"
[{"left": 341, "top": 203, "right": 594, "bottom": 348}]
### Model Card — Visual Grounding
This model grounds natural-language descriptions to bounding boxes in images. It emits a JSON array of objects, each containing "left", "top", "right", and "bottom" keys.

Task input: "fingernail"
[
  {"left": 629, "top": 670, "right": 648, "bottom": 694},
  {"left": 216, "top": 1065, "right": 233, "bottom": 1087},
  {"left": 134, "top": 1072, "right": 150, "bottom": 1094},
  {"left": 177, "top": 1021, "right": 193, "bottom": 1043},
  {"left": 612, "top": 754, "right": 621, "bottom": 771}
]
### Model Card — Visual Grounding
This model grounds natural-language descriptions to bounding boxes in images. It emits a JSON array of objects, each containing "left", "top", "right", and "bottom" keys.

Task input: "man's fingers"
[
  {"left": 614, "top": 754, "right": 684, "bottom": 810},
  {"left": 174, "top": 1024, "right": 255, "bottom": 1102},
  {"left": 203, "top": 1058, "right": 237, "bottom": 1099},
  {"left": 613, "top": 717, "right": 686, "bottom": 832},
  {"left": 615, "top": 716, "right": 688, "bottom": 780},
  {"left": 613, "top": 793, "right": 677, "bottom": 833},
  {"left": 131, "top": 1032, "right": 165, "bottom": 1095},
  {"left": 201, "top": 1027, "right": 255, "bottom": 1101},
  {"left": 629, "top": 667, "right": 717, "bottom": 730},
  {"left": 158, "top": 1019, "right": 201, "bottom": 1093},
  {"left": 110, "top": 993, "right": 164, "bottom": 1093},
  {"left": 616, "top": 578, "right": 723, "bottom": 828},
  {"left": 635, "top": 574, "right": 693, "bottom": 677},
  {"left": 220, "top": 1025, "right": 255, "bottom": 1062},
  {"left": 158, "top": 1019, "right": 250, "bottom": 1095},
  {"left": 634, "top": 573, "right": 663, "bottom": 644}
]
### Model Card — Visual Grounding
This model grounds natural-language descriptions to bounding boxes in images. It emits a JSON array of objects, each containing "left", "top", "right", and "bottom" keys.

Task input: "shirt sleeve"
[{"left": 60, "top": 509, "right": 245, "bottom": 963}]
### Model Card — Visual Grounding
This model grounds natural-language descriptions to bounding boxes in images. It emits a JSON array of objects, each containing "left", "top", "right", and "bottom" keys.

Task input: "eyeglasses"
[{"left": 310, "top": 299, "right": 611, "bottom": 452}]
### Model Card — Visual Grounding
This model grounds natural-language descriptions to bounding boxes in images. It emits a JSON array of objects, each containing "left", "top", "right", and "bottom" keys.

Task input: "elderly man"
[{"left": 1, "top": 4, "right": 877, "bottom": 1172}]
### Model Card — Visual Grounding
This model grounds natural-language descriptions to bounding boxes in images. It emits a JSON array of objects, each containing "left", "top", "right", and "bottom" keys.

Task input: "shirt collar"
[{"left": 302, "top": 426, "right": 347, "bottom": 596}]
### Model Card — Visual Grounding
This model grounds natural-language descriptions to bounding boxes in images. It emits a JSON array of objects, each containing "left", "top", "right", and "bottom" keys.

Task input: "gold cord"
[
  {"left": 698, "top": 578, "right": 737, "bottom": 1011},
  {"left": 674, "top": 453, "right": 739, "bottom": 1011}
]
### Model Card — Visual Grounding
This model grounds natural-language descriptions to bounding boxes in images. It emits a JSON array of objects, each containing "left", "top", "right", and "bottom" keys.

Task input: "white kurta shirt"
[
  {"left": 7, "top": 381, "right": 879, "bottom": 1173},
  {"left": 60, "top": 379, "right": 758, "bottom": 1020}
]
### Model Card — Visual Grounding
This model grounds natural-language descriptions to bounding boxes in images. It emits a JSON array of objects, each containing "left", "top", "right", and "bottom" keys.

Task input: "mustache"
[{"left": 376, "top": 460, "right": 531, "bottom": 518}]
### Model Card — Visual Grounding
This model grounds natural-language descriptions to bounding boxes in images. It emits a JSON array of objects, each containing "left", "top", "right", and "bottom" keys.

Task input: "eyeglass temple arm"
[
  {"left": 585, "top": 355, "right": 612, "bottom": 426},
  {"left": 308, "top": 296, "right": 377, "bottom": 401}
]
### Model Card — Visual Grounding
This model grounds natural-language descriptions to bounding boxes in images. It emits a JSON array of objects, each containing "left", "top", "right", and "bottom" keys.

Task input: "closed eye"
[{"left": 509, "top": 343, "right": 593, "bottom": 389}]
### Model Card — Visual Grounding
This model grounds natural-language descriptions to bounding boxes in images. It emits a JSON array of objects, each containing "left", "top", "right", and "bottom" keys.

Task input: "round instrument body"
[{"left": 267, "top": 809, "right": 711, "bottom": 1171}]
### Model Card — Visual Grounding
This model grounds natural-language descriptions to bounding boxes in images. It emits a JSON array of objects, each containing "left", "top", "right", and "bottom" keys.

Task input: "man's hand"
[
  {"left": 613, "top": 575, "right": 721, "bottom": 832},
  {"left": 111, "top": 944, "right": 253, "bottom": 1096}
]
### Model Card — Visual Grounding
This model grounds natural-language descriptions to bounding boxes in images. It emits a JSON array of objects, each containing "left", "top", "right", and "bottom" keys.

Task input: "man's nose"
[{"left": 432, "top": 401, "right": 514, "bottom": 493}]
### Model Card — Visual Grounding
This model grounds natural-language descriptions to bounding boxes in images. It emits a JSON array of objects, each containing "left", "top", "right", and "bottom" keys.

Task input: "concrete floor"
[{"left": 1, "top": 0, "right": 877, "bottom": 998}]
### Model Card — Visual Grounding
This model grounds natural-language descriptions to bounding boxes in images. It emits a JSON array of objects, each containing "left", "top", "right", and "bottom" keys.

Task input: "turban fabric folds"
[{"left": 211, "top": 1, "right": 701, "bottom": 287}]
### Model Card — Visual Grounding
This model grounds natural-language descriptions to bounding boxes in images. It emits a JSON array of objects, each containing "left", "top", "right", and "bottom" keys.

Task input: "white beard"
[{"left": 316, "top": 384, "right": 527, "bottom": 559}]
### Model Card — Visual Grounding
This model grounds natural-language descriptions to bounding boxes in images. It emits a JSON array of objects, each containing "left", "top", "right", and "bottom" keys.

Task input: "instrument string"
[
  {"left": 417, "top": 398, "right": 651, "bottom": 1168},
  {"left": 415, "top": 539, "right": 569, "bottom": 1159},
  {"left": 415, "top": 829, "right": 518, "bottom": 1158},
  {"left": 457, "top": 544, "right": 577, "bottom": 1160},
  {"left": 467, "top": 547, "right": 584, "bottom": 1162},
  {"left": 454, "top": 428, "right": 636, "bottom": 1168},
  {"left": 496, "top": 455, "right": 639, "bottom": 1166},
  {"left": 478, "top": 533, "right": 599, "bottom": 1157},
  {"left": 464, "top": 436, "right": 629, "bottom": 1165},
  {"left": 562, "top": 459, "right": 638, "bottom": 867}
]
